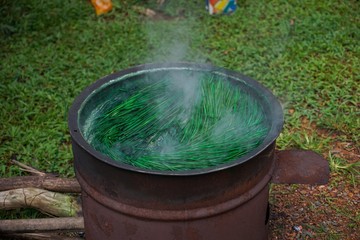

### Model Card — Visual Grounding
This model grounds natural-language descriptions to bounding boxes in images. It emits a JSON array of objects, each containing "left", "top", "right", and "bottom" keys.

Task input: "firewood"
[
  {"left": 1, "top": 232, "right": 84, "bottom": 240},
  {"left": 0, "top": 217, "right": 84, "bottom": 234},
  {"left": 0, "top": 188, "right": 81, "bottom": 217},
  {"left": 0, "top": 176, "right": 81, "bottom": 193}
]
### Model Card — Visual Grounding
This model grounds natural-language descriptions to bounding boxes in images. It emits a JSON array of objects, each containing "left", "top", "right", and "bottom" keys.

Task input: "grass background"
[{"left": 0, "top": 0, "right": 359, "bottom": 236}]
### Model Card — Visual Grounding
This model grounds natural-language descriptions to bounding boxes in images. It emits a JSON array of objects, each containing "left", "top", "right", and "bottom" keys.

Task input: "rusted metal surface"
[
  {"left": 76, "top": 153, "right": 274, "bottom": 220},
  {"left": 81, "top": 176, "right": 270, "bottom": 240},
  {"left": 72, "top": 140, "right": 275, "bottom": 211},
  {"left": 72, "top": 139, "right": 276, "bottom": 239},
  {"left": 272, "top": 150, "right": 330, "bottom": 185}
]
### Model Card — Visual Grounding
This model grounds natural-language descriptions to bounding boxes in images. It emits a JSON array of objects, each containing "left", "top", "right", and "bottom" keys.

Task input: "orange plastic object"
[{"left": 91, "top": 0, "right": 113, "bottom": 15}]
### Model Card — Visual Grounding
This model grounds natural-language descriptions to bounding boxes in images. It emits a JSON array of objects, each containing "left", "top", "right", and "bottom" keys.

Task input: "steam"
[
  {"left": 143, "top": 6, "right": 207, "bottom": 122},
  {"left": 212, "top": 111, "right": 237, "bottom": 139},
  {"left": 144, "top": 15, "right": 199, "bottom": 63},
  {"left": 80, "top": 6, "right": 275, "bottom": 170},
  {"left": 167, "top": 71, "right": 201, "bottom": 122}
]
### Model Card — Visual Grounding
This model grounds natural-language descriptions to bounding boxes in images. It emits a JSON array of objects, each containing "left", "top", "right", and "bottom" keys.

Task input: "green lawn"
[{"left": 1, "top": 0, "right": 359, "bottom": 236}]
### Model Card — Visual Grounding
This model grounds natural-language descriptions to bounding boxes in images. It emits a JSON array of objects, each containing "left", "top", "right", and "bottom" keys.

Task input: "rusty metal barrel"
[{"left": 69, "top": 63, "right": 285, "bottom": 240}]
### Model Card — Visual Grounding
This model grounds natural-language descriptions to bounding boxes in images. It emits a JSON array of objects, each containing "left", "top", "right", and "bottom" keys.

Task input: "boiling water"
[{"left": 80, "top": 71, "right": 270, "bottom": 171}]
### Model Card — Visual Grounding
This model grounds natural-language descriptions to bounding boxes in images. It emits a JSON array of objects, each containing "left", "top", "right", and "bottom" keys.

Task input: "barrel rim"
[{"left": 68, "top": 62, "right": 284, "bottom": 176}]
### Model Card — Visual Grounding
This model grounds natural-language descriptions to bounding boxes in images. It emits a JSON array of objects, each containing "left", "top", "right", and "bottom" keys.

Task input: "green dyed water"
[{"left": 81, "top": 72, "right": 270, "bottom": 171}]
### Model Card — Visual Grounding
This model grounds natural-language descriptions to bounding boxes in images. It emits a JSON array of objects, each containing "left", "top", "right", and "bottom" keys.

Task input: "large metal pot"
[{"left": 69, "top": 63, "right": 329, "bottom": 240}]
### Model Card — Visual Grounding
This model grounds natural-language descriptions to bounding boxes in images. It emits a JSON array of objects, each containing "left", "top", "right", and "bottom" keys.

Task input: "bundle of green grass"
[{"left": 82, "top": 71, "right": 270, "bottom": 171}]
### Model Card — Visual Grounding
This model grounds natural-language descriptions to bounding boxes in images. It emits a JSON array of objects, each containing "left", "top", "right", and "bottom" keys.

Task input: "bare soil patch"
[{"left": 269, "top": 118, "right": 359, "bottom": 239}]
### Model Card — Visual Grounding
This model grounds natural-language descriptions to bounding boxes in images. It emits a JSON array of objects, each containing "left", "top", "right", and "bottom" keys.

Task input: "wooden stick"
[
  {"left": 1, "top": 232, "right": 84, "bottom": 240},
  {"left": 11, "top": 160, "right": 47, "bottom": 176},
  {"left": 0, "top": 176, "right": 81, "bottom": 193},
  {"left": 0, "top": 188, "right": 81, "bottom": 217},
  {"left": 0, "top": 217, "right": 84, "bottom": 234}
]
